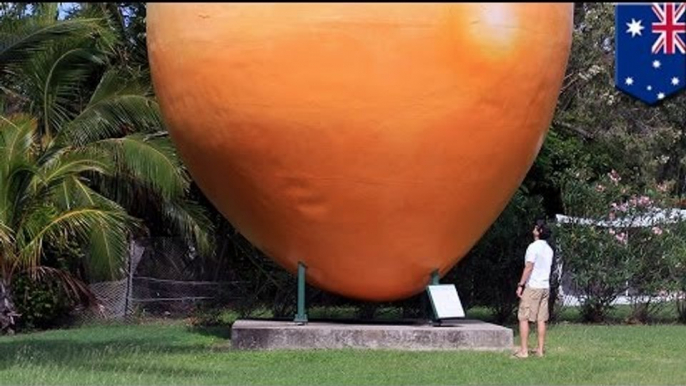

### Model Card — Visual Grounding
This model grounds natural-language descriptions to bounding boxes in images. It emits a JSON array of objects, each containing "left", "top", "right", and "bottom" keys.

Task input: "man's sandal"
[{"left": 529, "top": 349, "right": 545, "bottom": 357}]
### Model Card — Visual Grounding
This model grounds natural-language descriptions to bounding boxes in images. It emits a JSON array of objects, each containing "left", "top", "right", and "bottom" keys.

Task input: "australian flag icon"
[{"left": 615, "top": 3, "right": 686, "bottom": 104}]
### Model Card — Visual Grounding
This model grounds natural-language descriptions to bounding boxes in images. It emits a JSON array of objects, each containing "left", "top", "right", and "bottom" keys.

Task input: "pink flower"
[
  {"left": 609, "top": 170, "right": 621, "bottom": 184},
  {"left": 610, "top": 202, "right": 628, "bottom": 212},
  {"left": 615, "top": 232, "right": 628, "bottom": 245},
  {"left": 609, "top": 228, "right": 616, "bottom": 235},
  {"left": 596, "top": 184, "right": 606, "bottom": 192},
  {"left": 609, "top": 212, "right": 616, "bottom": 221},
  {"left": 652, "top": 226, "right": 663, "bottom": 235},
  {"left": 638, "top": 196, "right": 652, "bottom": 207}
]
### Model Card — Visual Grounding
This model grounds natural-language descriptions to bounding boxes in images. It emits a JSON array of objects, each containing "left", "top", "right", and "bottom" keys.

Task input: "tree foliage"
[
  {"left": 0, "top": 2, "right": 212, "bottom": 332},
  {"left": 526, "top": 3, "right": 686, "bottom": 215}
]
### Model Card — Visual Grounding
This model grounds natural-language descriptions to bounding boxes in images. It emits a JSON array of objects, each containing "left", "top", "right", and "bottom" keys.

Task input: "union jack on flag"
[{"left": 615, "top": 2, "right": 686, "bottom": 104}]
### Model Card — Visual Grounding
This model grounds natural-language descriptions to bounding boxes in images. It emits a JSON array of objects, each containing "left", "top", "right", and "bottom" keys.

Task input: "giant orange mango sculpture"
[{"left": 147, "top": 3, "right": 573, "bottom": 301}]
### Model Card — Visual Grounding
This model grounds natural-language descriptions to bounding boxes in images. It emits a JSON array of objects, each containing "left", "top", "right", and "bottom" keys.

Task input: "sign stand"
[{"left": 426, "top": 270, "right": 465, "bottom": 326}]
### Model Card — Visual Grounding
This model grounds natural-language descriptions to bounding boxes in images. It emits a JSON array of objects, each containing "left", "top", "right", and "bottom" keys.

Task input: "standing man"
[{"left": 514, "top": 220, "right": 554, "bottom": 359}]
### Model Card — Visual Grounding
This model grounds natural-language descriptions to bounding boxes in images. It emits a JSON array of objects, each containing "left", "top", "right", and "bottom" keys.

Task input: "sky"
[{"left": 57, "top": 2, "right": 78, "bottom": 20}]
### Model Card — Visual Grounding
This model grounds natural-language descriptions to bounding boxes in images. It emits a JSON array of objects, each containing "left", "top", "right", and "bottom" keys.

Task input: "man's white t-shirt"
[{"left": 524, "top": 239, "right": 554, "bottom": 289}]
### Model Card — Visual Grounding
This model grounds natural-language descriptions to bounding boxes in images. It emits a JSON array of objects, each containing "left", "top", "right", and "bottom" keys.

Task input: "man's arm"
[
  {"left": 517, "top": 243, "right": 537, "bottom": 297},
  {"left": 516, "top": 262, "right": 534, "bottom": 298},
  {"left": 518, "top": 262, "right": 534, "bottom": 287}
]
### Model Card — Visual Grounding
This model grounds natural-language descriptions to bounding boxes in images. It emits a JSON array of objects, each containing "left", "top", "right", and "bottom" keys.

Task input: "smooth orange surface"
[{"left": 147, "top": 3, "right": 573, "bottom": 301}]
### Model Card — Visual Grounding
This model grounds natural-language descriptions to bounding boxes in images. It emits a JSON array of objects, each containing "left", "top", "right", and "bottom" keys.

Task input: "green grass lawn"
[{"left": 1, "top": 320, "right": 685, "bottom": 385}]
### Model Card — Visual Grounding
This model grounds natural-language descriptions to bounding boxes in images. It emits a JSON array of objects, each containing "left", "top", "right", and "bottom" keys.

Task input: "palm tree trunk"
[{"left": 0, "top": 279, "right": 19, "bottom": 335}]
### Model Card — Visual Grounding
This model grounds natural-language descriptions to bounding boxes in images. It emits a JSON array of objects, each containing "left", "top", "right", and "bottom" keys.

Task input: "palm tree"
[
  {"left": 0, "top": 114, "right": 137, "bottom": 333},
  {"left": 0, "top": 4, "right": 214, "bottom": 331}
]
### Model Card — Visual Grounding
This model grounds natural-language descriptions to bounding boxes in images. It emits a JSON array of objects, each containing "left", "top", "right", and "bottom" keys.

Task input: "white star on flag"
[
  {"left": 658, "top": 92, "right": 665, "bottom": 100},
  {"left": 672, "top": 77, "right": 680, "bottom": 86},
  {"left": 626, "top": 18, "right": 645, "bottom": 37},
  {"left": 652, "top": 60, "right": 661, "bottom": 68},
  {"left": 647, "top": 85, "right": 653, "bottom": 91},
  {"left": 625, "top": 77, "right": 634, "bottom": 85}
]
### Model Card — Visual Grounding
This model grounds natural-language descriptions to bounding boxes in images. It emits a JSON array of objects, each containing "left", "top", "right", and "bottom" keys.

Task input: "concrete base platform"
[{"left": 231, "top": 319, "right": 513, "bottom": 351}]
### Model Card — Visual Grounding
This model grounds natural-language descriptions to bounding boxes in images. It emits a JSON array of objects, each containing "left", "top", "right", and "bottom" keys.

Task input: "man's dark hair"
[{"left": 536, "top": 219, "right": 552, "bottom": 240}]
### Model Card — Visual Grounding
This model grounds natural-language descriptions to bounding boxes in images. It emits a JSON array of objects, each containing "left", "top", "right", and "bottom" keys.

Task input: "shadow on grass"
[
  {"left": 187, "top": 325, "right": 232, "bottom": 340},
  {"left": 0, "top": 334, "right": 209, "bottom": 373}
]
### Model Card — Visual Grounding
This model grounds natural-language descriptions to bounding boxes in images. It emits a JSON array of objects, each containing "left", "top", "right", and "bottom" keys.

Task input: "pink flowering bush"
[{"left": 557, "top": 168, "right": 685, "bottom": 323}]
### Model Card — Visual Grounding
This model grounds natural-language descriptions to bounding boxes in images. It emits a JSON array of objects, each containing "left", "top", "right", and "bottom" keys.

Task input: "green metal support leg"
[
  {"left": 428, "top": 269, "right": 440, "bottom": 324},
  {"left": 431, "top": 269, "right": 440, "bottom": 286},
  {"left": 294, "top": 262, "right": 308, "bottom": 324}
]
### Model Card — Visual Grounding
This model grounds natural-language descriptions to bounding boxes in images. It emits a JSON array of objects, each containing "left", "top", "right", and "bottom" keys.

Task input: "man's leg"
[
  {"left": 536, "top": 320, "right": 546, "bottom": 356},
  {"left": 519, "top": 319, "right": 529, "bottom": 356},
  {"left": 516, "top": 289, "right": 532, "bottom": 357},
  {"left": 536, "top": 289, "right": 550, "bottom": 356}
]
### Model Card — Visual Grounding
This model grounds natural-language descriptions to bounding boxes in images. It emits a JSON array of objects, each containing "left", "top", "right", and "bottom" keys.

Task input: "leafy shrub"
[
  {"left": 667, "top": 223, "right": 686, "bottom": 323},
  {"left": 558, "top": 169, "right": 683, "bottom": 323},
  {"left": 557, "top": 224, "right": 632, "bottom": 322},
  {"left": 12, "top": 274, "right": 75, "bottom": 331}
]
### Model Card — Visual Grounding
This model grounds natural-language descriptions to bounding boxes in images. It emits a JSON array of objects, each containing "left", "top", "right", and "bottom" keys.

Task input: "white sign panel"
[{"left": 427, "top": 284, "right": 465, "bottom": 319}]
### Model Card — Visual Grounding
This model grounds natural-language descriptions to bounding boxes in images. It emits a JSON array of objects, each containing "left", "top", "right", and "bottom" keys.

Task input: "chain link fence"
[{"left": 85, "top": 237, "right": 245, "bottom": 320}]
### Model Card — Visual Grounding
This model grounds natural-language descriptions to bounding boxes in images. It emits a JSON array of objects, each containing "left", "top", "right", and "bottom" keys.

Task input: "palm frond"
[
  {"left": 161, "top": 198, "right": 215, "bottom": 258},
  {"left": 82, "top": 174, "right": 214, "bottom": 260},
  {"left": 0, "top": 115, "right": 37, "bottom": 229},
  {"left": 0, "top": 113, "right": 36, "bottom": 169},
  {"left": 46, "top": 175, "right": 131, "bottom": 281},
  {"left": 34, "top": 146, "right": 113, "bottom": 197},
  {"left": 91, "top": 133, "right": 190, "bottom": 201},
  {"left": 0, "top": 17, "right": 105, "bottom": 71},
  {"left": 0, "top": 162, "right": 37, "bottom": 235},
  {"left": 0, "top": 220, "right": 15, "bottom": 250},
  {"left": 58, "top": 70, "right": 160, "bottom": 146},
  {"left": 12, "top": 145, "right": 117, "bottom": 254},
  {"left": 87, "top": 218, "right": 129, "bottom": 281},
  {"left": 12, "top": 203, "right": 58, "bottom": 272},
  {"left": 18, "top": 41, "right": 107, "bottom": 135},
  {"left": 93, "top": 69, "right": 149, "bottom": 103},
  {"left": 17, "top": 206, "right": 135, "bottom": 275},
  {"left": 72, "top": 3, "right": 120, "bottom": 54},
  {"left": 52, "top": 175, "right": 119, "bottom": 211}
]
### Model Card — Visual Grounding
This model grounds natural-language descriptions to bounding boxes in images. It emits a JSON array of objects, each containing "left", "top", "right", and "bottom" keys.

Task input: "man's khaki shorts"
[{"left": 518, "top": 287, "right": 550, "bottom": 322}]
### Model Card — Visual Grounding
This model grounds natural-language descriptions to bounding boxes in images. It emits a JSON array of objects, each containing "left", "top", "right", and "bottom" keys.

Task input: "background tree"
[
  {"left": 0, "top": 114, "right": 136, "bottom": 333},
  {"left": 0, "top": 2, "right": 213, "bottom": 332},
  {"left": 526, "top": 3, "right": 686, "bottom": 216}
]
